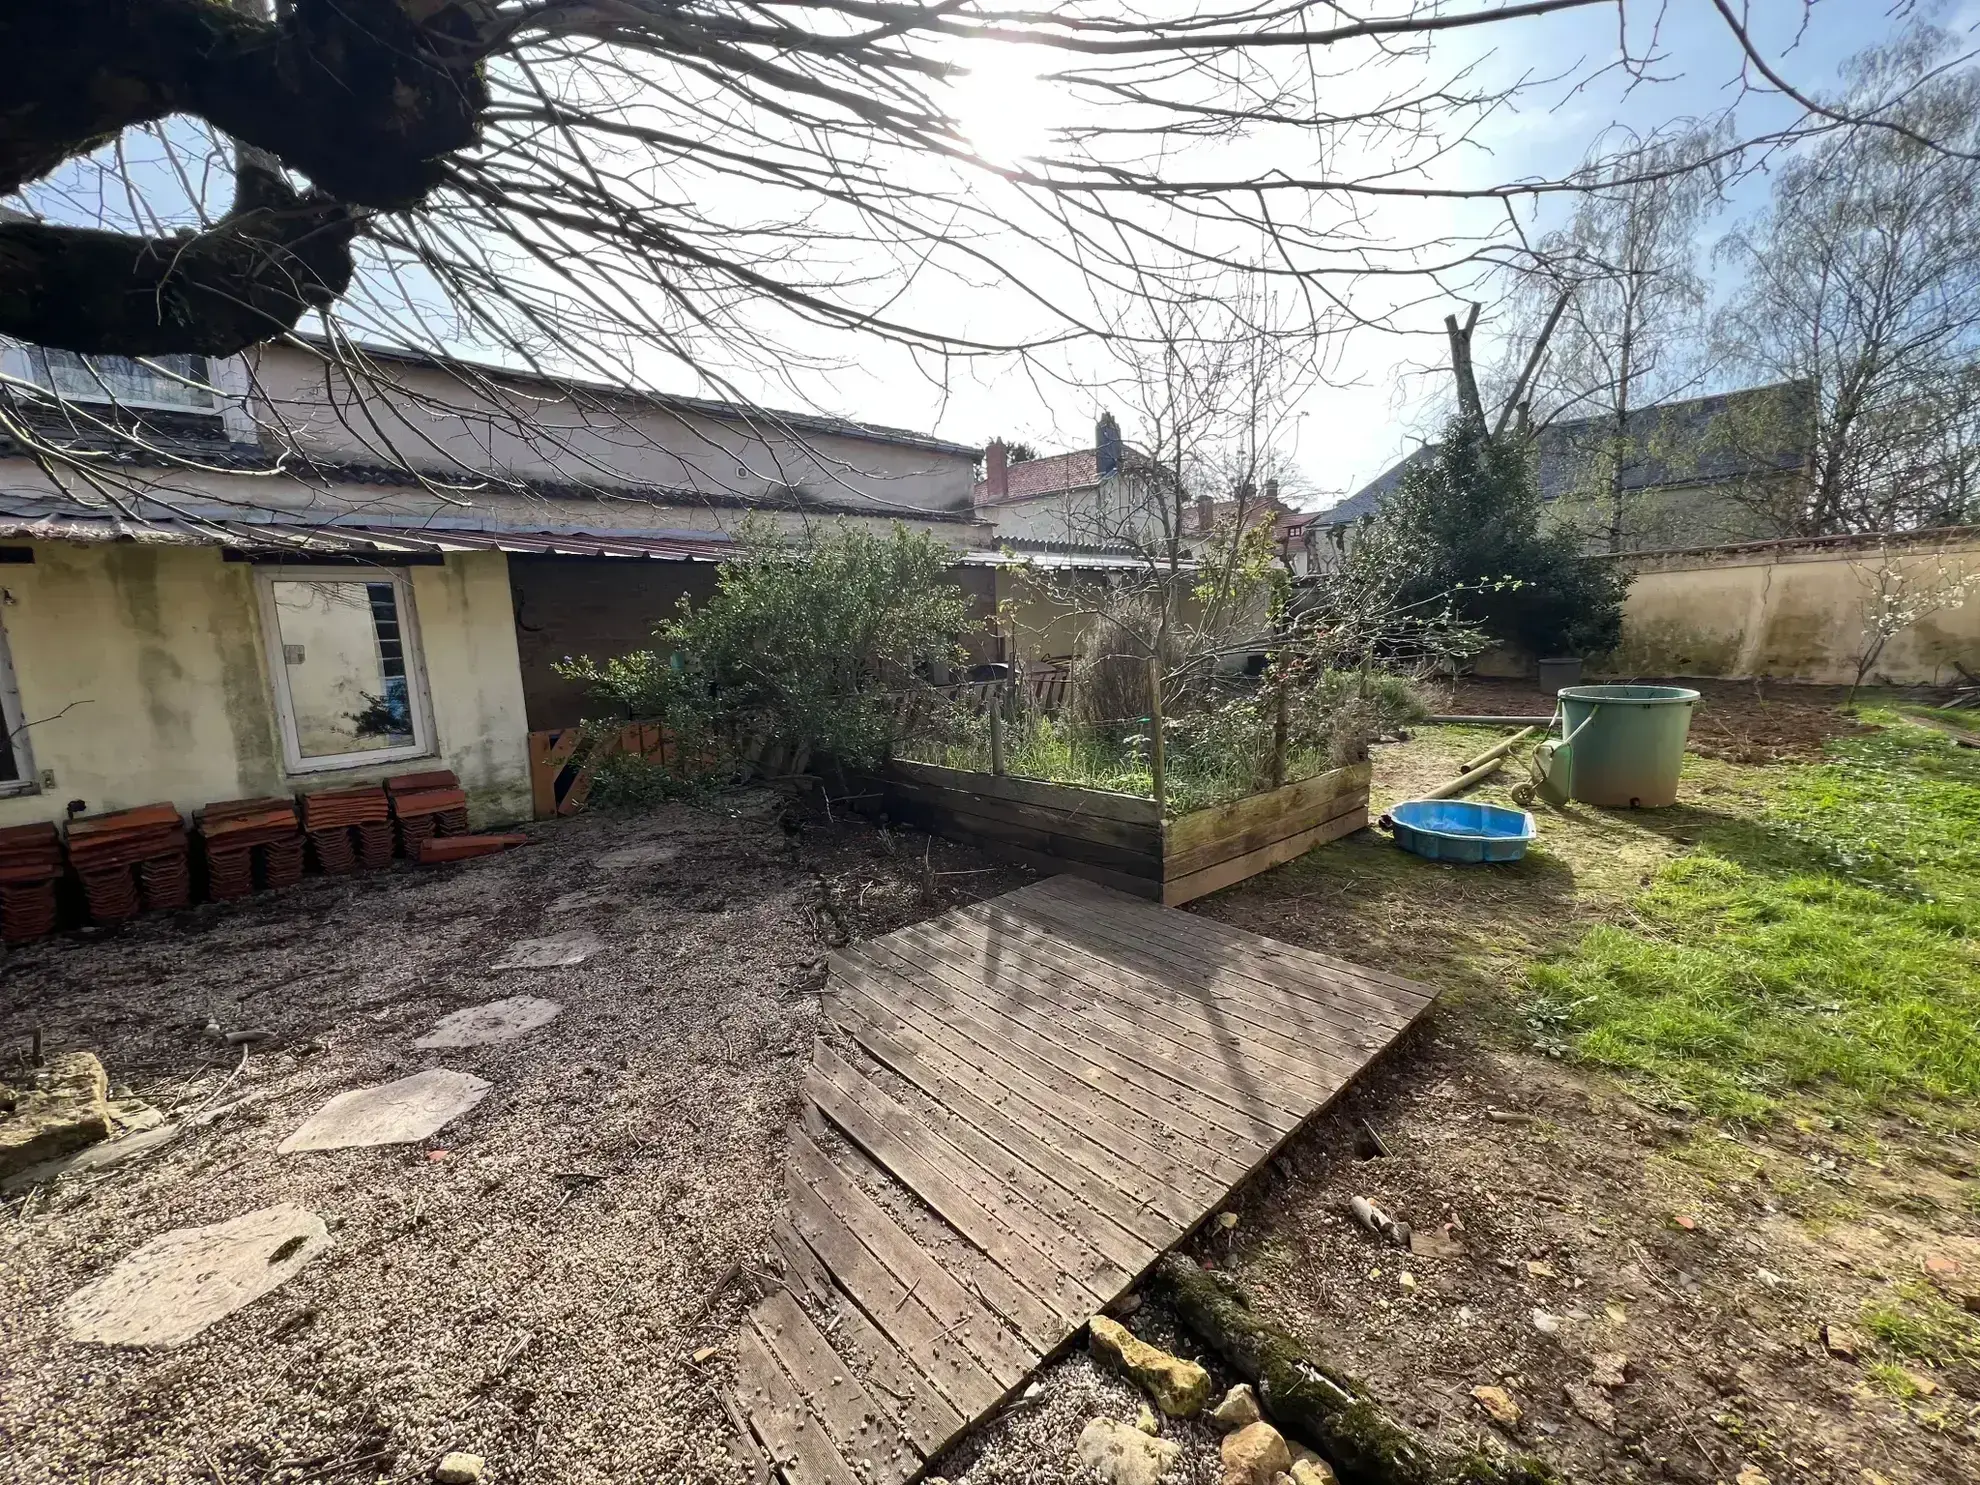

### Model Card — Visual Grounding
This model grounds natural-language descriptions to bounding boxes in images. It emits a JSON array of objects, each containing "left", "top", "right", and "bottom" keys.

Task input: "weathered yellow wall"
[
  {"left": 1605, "top": 533, "right": 1980, "bottom": 685},
  {"left": 0, "top": 544, "right": 531, "bottom": 829}
]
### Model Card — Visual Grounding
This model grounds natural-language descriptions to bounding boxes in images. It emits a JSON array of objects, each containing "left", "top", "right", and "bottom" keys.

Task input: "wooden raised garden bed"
[{"left": 862, "top": 757, "right": 1371, "bottom": 905}]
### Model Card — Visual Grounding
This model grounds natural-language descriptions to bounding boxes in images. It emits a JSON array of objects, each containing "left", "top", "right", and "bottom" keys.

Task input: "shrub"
[{"left": 559, "top": 520, "right": 974, "bottom": 776}]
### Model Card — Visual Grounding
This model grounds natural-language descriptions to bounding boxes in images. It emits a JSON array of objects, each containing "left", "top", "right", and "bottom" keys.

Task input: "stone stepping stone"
[
  {"left": 415, "top": 996, "right": 562, "bottom": 1049},
  {"left": 278, "top": 1069, "right": 491, "bottom": 1154},
  {"left": 64, "top": 1202, "right": 331, "bottom": 1347},
  {"left": 489, "top": 930, "right": 602, "bottom": 971},
  {"left": 594, "top": 840, "right": 682, "bottom": 870}
]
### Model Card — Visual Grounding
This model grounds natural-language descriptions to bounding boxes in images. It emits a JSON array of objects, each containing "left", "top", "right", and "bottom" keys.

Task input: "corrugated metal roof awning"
[{"left": 0, "top": 494, "right": 1171, "bottom": 572}]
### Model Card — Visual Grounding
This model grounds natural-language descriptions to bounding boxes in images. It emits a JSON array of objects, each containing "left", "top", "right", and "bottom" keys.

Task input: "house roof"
[
  {"left": 0, "top": 492, "right": 1140, "bottom": 570},
  {"left": 0, "top": 424, "right": 984, "bottom": 525},
  {"left": 1316, "top": 381, "right": 1813, "bottom": 527},
  {"left": 975, "top": 449, "right": 1102, "bottom": 507},
  {"left": 290, "top": 335, "right": 982, "bottom": 461}
]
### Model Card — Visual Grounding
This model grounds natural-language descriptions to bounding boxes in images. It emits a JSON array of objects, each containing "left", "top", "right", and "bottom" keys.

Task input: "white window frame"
[
  {"left": 255, "top": 567, "right": 437, "bottom": 775},
  {"left": 0, "top": 601, "right": 35, "bottom": 797},
  {"left": 0, "top": 342, "right": 221, "bottom": 415}
]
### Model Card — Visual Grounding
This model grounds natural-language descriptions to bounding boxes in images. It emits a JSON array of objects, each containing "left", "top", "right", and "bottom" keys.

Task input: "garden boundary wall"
[{"left": 1602, "top": 527, "right": 1980, "bottom": 686}]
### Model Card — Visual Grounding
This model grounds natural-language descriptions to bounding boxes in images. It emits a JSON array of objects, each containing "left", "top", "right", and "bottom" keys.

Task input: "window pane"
[
  {"left": 32, "top": 349, "right": 214, "bottom": 409},
  {"left": 271, "top": 579, "right": 417, "bottom": 759}
]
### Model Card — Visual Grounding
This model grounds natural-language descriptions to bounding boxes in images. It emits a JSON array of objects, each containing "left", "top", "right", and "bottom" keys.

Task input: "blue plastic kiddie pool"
[{"left": 1387, "top": 799, "right": 1537, "bottom": 863}]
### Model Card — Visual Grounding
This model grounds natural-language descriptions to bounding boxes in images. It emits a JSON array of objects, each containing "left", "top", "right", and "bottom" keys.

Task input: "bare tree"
[
  {"left": 1847, "top": 540, "right": 1980, "bottom": 702},
  {"left": 1717, "top": 24, "right": 1980, "bottom": 537},
  {"left": 5, "top": 0, "right": 1980, "bottom": 525},
  {"left": 1493, "top": 124, "right": 1728, "bottom": 552}
]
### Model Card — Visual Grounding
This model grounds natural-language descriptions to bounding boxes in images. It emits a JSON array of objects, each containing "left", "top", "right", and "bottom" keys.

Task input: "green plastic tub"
[{"left": 1554, "top": 684, "right": 1700, "bottom": 808}]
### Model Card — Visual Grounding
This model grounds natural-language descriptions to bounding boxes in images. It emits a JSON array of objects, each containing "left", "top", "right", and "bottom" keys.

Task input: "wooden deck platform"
[{"left": 731, "top": 876, "right": 1439, "bottom": 1484}]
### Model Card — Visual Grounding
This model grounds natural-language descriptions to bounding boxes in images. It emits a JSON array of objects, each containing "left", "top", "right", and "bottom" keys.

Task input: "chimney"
[
  {"left": 1264, "top": 478, "right": 1279, "bottom": 506},
  {"left": 983, "top": 439, "right": 1008, "bottom": 502},
  {"left": 1196, "top": 493, "right": 1214, "bottom": 533},
  {"left": 1095, "top": 412, "right": 1122, "bottom": 479}
]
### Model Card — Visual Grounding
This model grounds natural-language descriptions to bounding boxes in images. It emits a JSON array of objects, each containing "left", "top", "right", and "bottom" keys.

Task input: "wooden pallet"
[{"left": 731, "top": 875, "right": 1438, "bottom": 1484}]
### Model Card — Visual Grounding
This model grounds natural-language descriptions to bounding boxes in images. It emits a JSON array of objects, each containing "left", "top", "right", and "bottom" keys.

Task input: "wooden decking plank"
[
  {"left": 792, "top": 1128, "right": 1036, "bottom": 1394},
  {"left": 910, "top": 906, "right": 1357, "bottom": 1109},
  {"left": 751, "top": 1288, "right": 922, "bottom": 1484},
  {"left": 772, "top": 1221, "right": 966, "bottom": 1458},
  {"left": 785, "top": 1144, "right": 1007, "bottom": 1422},
  {"left": 803, "top": 1058, "right": 1080, "bottom": 1347},
  {"left": 1006, "top": 881, "right": 1424, "bottom": 1037},
  {"left": 1013, "top": 877, "right": 1423, "bottom": 1026},
  {"left": 828, "top": 972, "right": 1218, "bottom": 1231},
  {"left": 1039, "top": 875, "right": 1440, "bottom": 1008},
  {"left": 824, "top": 999, "right": 1171, "bottom": 1263},
  {"left": 839, "top": 948, "right": 1254, "bottom": 1186},
  {"left": 809, "top": 1041, "right": 1124, "bottom": 1314},
  {"left": 877, "top": 927, "right": 1299, "bottom": 1143},
  {"left": 736, "top": 1320, "right": 863, "bottom": 1485},
  {"left": 951, "top": 902, "right": 1374, "bottom": 1095}
]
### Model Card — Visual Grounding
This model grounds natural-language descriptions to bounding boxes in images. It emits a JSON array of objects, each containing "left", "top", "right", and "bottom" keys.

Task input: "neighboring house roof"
[
  {"left": 0, "top": 492, "right": 1152, "bottom": 569},
  {"left": 0, "top": 422, "right": 984, "bottom": 525},
  {"left": 975, "top": 449, "right": 1104, "bottom": 507},
  {"left": 291, "top": 335, "right": 982, "bottom": 460},
  {"left": 1317, "top": 381, "right": 1813, "bottom": 527}
]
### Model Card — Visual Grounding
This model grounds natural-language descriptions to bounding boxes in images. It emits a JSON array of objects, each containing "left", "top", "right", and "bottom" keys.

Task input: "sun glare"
[{"left": 949, "top": 43, "right": 1058, "bottom": 167}]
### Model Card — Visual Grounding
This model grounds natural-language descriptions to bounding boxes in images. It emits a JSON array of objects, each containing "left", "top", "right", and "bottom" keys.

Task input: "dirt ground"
[
  {"left": 0, "top": 793, "right": 1025, "bottom": 1485},
  {"left": 6, "top": 716, "right": 1975, "bottom": 1485},
  {"left": 1439, "top": 677, "right": 1876, "bottom": 764}
]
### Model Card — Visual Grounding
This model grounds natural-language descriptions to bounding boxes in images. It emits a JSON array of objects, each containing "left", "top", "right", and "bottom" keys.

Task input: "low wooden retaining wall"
[{"left": 858, "top": 757, "right": 1371, "bottom": 905}]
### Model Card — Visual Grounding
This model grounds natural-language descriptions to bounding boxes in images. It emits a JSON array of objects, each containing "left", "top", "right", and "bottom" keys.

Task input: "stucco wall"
[
  {"left": 0, "top": 543, "right": 531, "bottom": 829},
  {"left": 1605, "top": 532, "right": 1980, "bottom": 685}
]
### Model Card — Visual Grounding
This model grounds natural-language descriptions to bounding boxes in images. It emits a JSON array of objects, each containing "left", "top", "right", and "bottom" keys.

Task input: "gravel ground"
[{"left": 0, "top": 793, "right": 1024, "bottom": 1485}]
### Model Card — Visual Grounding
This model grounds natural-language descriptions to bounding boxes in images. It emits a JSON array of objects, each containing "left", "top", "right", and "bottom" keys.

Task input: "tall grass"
[{"left": 1526, "top": 721, "right": 1980, "bottom": 1118}]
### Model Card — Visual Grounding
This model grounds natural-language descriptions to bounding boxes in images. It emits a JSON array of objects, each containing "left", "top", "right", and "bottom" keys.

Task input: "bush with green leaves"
[
  {"left": 559, "top": 520, "right": 974, "bottom": 777},
  {"left": 1356, "top": 416, "right": 1628, "bottom": 657}
]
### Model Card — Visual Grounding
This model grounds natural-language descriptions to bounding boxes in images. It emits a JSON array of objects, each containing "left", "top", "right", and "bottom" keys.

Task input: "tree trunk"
[{"left": 1156, "top": 1255, "right": 1565, "bottom": 1485}]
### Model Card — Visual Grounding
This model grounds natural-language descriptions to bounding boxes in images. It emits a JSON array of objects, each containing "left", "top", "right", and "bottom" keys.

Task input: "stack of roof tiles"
[
  {"left": 386, "top": 770, "right": 471, "bottom": 853},
  {"left": 195, "top": 797, "right": 303, "bottom": 899},
  {"left": 66, "top": 804, "right": 190, "bottom": 923},
  {"left": 0, "top": 822, "right": 63, "bottom": 943},
  {"left": 299, "top": 785, "right": 392, "bottom": 873}
]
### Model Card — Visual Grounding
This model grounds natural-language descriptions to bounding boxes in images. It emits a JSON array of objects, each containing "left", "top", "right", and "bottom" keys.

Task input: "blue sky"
[
  {"left": 9, "top": 1, "right": 1965, "bottom": 507},
  {"left": 912, "top": 0, "right": 1959, "bottom": 507}
]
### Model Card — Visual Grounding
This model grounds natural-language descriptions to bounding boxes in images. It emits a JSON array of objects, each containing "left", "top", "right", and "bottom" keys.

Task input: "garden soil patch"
[{"left": 0, "top": 792, "right": 1026, "bottom": 1485}]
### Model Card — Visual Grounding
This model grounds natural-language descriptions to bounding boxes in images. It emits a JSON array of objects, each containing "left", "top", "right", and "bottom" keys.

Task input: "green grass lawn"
[{"left": 1525, "top": 716, "right": 1980, "bottom": 1121}]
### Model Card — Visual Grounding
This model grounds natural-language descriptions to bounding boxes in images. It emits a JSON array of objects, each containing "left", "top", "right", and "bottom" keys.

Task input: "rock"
[
  {"left": 1136, "top": 1404, "right": 1160, "bottom": 1436},
  {"left": 278, "top": 1069, "right": 492, "bottom": 1154},
  {"left": 1077, "top": 1418, "right": 1182, "bottom": 1485},
  {"left": 1470, "top": 1385, "right": 1521, "bottom": 1427},
  {"left": 1289, "top": 1460, "right": 1338, "bottom": 1485},
  {"left": 1112, "top": 1291, "right": 1145, "bottom": 1318},
  {"left": 1821, "top": 1322, "right": 1863, "bottom": 1361},
  {"left": 1904, "top": 1368, "right": 1939, "bottom": 1396},
  {"left": 1526, "top": 1260, "right": 1558, "bottom": 1280},
  {"left": 0, "top": 1052, "right": 111, "bottom": 1180},
  {"left": 1210, "top": 1383, "right": 1262, "bottom": 1432},
  {"left": 1531, "top": 1309, "right": 1562, "bottom": 1337},
  {"left": 1408, "top": 1226, "right": 1463, "bottom": 1260},
  {"left": 1590, "top": 1351, "right": 1629, "bottom": 1389},
  {"left": 433, "top": 1453, "right": 486, "bottom": 1484},
  {"left": 1221, "top": 1421, "right": 1292, "bottom": 1485},
  {"left": 106, "top": 1096, "right": 166, "bottom": 1133},
  {"left": 1088, "top": 1315, "right": 1212, "bottom": 1417},
  {"left": 1, "top": 1121, "right": 180, "bottom": 1193},
  {"left": 1923, "top": 1254, "right": 1960, "bottom": 1280},
  {"left": 1733, "top": 1468, "right": 1769, "bottom": 1485},
  {"left": 1562, "top": 1381, "right": 1615, "bottom": 1432},
  {"left": 416, "top": 996, "right": 562, "bottom": 1049},
  {"left": 1397, "top": 1272, "right": 1418, "bottom": 1294},
  {"left": 490, "top": 931, "right": 602, "bottom": 970},
  {"left": 63, "top": 1204, "right": 331, "bottom": 1347}
]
